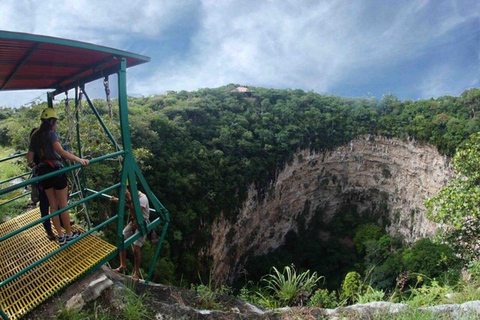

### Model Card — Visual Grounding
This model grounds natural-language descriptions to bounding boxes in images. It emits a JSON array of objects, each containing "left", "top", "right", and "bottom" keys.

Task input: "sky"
[{"left": 0, "top": 0, "right": 479, "bottom": 107}]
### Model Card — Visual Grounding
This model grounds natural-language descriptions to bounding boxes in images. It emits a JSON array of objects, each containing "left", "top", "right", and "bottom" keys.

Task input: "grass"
[
  {"left": 370, "top": 308, "right": 480, "bottom": 320},
  {"left": 190, "top": 271, "right": 233, "bottom": 310},
  {"left": 260, "top": 265, "right": 323, "bottom": 307},
  {"left": 121, "top": 284, "right": 152, "bottom": 320},
  {"left": 0, "top": 147, "right": 25, "bottom": 179}
]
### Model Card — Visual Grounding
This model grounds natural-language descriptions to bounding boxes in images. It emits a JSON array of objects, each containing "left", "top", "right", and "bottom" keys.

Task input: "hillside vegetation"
[{"left": 1, "top": 85, "right": 480, "bottom": 295}]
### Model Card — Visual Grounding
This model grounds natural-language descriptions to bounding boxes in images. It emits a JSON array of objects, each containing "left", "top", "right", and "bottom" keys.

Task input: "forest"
[{"left": 1, "top": 85, "right": 480, "bottom": 303}]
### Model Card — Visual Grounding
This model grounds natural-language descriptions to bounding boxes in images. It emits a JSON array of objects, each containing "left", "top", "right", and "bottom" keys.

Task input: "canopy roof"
[{"left": 0, "top": 30, "right": 150, "bottom": 93}]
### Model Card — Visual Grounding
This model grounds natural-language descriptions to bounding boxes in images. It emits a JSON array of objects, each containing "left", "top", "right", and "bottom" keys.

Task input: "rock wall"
[{"left": 209, "top": 135, "right": 453, "bottom": 284}]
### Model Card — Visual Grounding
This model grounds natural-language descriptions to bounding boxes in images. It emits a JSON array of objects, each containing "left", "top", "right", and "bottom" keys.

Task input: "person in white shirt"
[{"left": 111, "top": 189, "right": 150, "bottom": 281}]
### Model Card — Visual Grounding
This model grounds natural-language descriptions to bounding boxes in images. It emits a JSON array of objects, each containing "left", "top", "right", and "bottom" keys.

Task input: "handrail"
[
  {"left": 0, "top": 191, "right": 30, "bottom": 206},
  {"left": 85, "top": 187, "right": 159, "bottom": 214},
  {"left": 0, "top": 150, "right": 126, "bottom": 197},
  {"left": 0, "top": 172, "right": 31, "bottom": 186},
  {"left": 0, "top": 152, "right": 27, "bottom": 164},
  {"left": 0, "top": 183, "right": 121, "bottom": 243}
]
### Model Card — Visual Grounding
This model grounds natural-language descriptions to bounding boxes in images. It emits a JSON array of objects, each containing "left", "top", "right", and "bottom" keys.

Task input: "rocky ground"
[{"left": 24, "top": 266, "right": 480, "bottom": 320}]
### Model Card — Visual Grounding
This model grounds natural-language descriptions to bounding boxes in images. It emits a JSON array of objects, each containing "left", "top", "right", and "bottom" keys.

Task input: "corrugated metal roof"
[{"left": 0, "top": 30, "right": 150, "bottom": 92}]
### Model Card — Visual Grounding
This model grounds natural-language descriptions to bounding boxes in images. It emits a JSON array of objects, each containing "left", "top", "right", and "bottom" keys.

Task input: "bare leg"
[
  {"left": 44, "top": 188, "right": 63, "bottom": 236},
  {"left": 133, "top": 245, "right": 141, "bottom": 280},
  {"left": 54, "top": 187, "right": 72, "bottom": 235},
  {"left": 115, "top": 250, "right": 127, "bottom": 272}
]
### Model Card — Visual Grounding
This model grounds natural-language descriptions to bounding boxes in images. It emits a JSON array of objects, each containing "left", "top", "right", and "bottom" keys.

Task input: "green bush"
[
  {"left": 405, "top": 278, "right": 452, "bottom": 307},
  {"left": 260, "top": 265, "right": 322, "bottom": 307},
  {"left": 307, "top": 288, "right": 338, "bottom": 309},
  {"left": 340, "top": 271, "right": 363, "bottom": 304},
  {"left": 353, "top": 223, "right": 384, "bottom": 255},
  {"left": 356, "top": 285, "right": 385, "bottom": 304},
  {"left": 402, "top": 238, "right": 460, "bottom": 285}
]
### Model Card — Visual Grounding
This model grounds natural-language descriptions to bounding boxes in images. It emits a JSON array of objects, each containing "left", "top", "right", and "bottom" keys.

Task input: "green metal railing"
[
  {"left": 0, "top": 172, "right": 30, "bottom": 186},
  {"left": 0, "top": 148, "right": 169, "bottom": 290},
  {"left": 0, "top": 152, "right": 26, "bottom": 164},
  {"left": 0, "top": 151, "right": 125, "bottom": 197}
]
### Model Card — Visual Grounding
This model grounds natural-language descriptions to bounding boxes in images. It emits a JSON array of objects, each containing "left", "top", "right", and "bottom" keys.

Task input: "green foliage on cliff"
[{"left": 426, "top": 131, "right": 480, "bottom": 261}]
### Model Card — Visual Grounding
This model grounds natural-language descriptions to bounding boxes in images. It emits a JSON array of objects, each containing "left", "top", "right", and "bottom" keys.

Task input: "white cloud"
[
  {"left": 134, "top": 0, "right": 479, "bottom": 97},
  {"left": 420, "top": 63, "right": 480, "bottom": 99},
  {"left": 1, "top": 0, "right": 479, "bottom": 106},
  {"left": 0, "top": 0, "right": 196, "bottom": 46}
]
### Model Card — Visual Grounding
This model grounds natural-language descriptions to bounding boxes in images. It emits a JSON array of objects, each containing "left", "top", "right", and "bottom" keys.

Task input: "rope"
[
  {"left": 104, "top": 76, "right": 113, "bottom": 119},
  {"left": 64, "top": 91, "right": 77, "bottom": 151}
]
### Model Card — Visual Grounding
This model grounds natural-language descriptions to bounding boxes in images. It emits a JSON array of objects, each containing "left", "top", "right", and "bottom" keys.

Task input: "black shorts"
[{"left": 38, "top": 165, "right": 67, "bottom": 190}]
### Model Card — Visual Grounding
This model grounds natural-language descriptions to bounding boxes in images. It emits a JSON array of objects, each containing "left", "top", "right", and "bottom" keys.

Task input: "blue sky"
[{"left": 0, "top": 0, "right": 479, "bottom": 107}]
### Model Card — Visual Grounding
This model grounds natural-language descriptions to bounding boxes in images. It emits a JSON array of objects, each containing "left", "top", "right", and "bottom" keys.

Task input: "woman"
[{"left": 27, "top": 107, "right": 89, "bottom": 246}]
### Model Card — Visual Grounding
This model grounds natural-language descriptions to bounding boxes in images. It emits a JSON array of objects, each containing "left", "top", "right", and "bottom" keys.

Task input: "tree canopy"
[{"left": 1, "top": 85, "right": 479, "bottom": 285}]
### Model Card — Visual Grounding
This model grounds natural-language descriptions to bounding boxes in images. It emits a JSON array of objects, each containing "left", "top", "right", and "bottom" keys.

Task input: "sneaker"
[
  {"left": 58, "top": 234, "right": 67, "bottom": 246},
  {"left": 66, "top": 231, "right": 81, "bottom": 243}
]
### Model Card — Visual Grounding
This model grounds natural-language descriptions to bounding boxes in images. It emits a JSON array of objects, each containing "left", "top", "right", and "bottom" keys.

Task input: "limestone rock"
[
  {"left": 65, "top": 274, "right": 113, "bottom": 312},
  {"left": 209, "top": 135, "right": 453, "bottom": 283}
]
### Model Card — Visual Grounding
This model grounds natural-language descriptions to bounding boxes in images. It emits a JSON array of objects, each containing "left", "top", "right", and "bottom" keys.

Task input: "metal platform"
[{"left": 0, "top": 208, "right": 116, "bottom": 319}]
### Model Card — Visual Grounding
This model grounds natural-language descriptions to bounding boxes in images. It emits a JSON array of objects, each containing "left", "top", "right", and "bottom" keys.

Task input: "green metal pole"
[
  {"left": 0, "top": 152, "right": 27, "bottom": 164},
  {"left": 145, "top": 221, "right": 169, "bottom": 283},
  {"left": 47, "top": 92, "right": 53, "bottom": 108},
  {"left": 115, "top": 157, "right": 128, "bottom": 251},
  {"left": 134, "top": 162, "right": 169, "bottom": 221},
  {"left": 0, "top": 191, "right": 30, "bottom": 207},
  {"left": 118, "top": 58, "right": 132, "bottom": 155},
  {"left": 0, "top": 172, "right": 30, "bottom": 185},
  {"left": 116, "top": 58, "right": 132, "bottom": 250}
]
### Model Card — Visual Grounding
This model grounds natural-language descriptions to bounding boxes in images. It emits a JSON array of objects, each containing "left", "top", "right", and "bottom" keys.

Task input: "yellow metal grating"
[{"left": 0, "top": 208, "right": 117, "bottom": 319}]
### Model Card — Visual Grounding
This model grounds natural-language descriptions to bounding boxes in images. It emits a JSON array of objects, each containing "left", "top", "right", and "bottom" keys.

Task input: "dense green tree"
[
  {"left": 401, "top": 238, "right": 460, "bottom": 284},
  {"left": 426, "top": 132, "right": 480, "bottom": 260},
  {"left": 1, "top": 85, "right": 478, "bottom": 287}
]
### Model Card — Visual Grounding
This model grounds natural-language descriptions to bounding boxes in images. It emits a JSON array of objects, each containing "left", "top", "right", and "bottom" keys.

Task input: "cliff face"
[{"left": 209, "top": 136, "right": 453, "bottom": 284}]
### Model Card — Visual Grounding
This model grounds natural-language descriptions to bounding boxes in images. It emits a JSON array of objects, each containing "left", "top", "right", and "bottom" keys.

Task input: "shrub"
[
  {"left": 356, "top": 285, "right": 385, "bottom": 304},
  {"left": 340, "top": 271, "right": 363, "bottom": 304},
  {"left": 307, "top": 288, "right": 338, "bottom": 309},
  {"left": 405, "top": 278, "right": 452, "bottom": 307},
  {"left": 402, "top": 238, "right": 460, "bottom": 285},
  {"left": 353, "top": 223, "right": 384, "bottom": 255},
  {"left": 191, "top": 272, "right": 232, "bottom": 310},
  {"left": 260, "top": 265, "right": 322, "bottom": 307}
]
